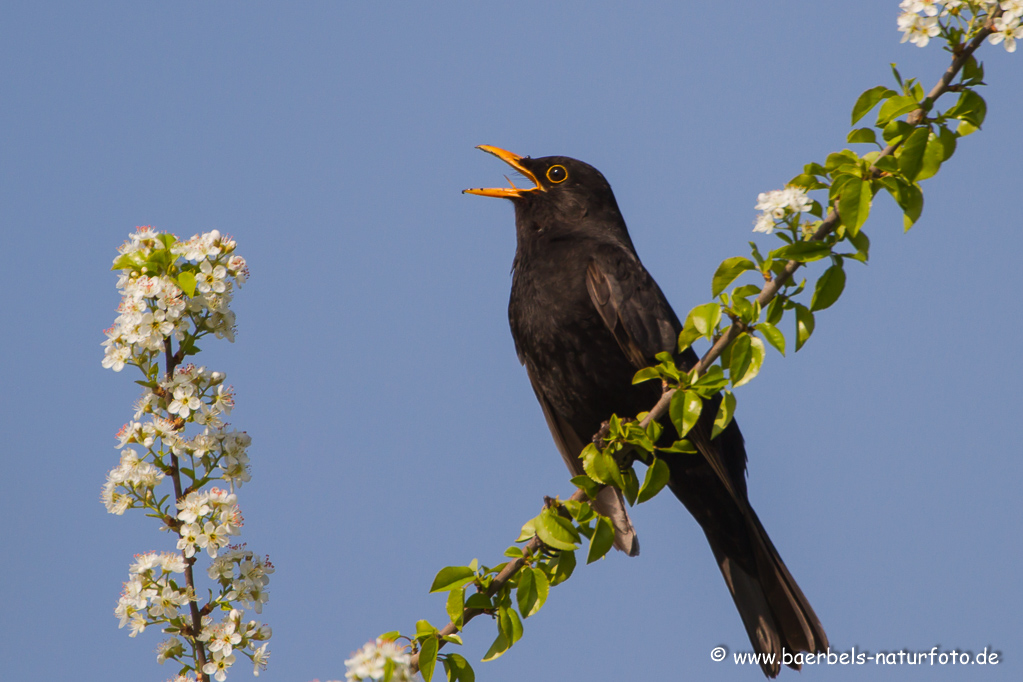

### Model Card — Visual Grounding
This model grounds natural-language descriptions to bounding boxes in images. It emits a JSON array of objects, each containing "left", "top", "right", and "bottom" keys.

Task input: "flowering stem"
[
  {"left": 163, "top": 338, "right": 211, "bottom": 682},
  {"left": 636, "top": 11, "right": 998, "bottom": 434}
]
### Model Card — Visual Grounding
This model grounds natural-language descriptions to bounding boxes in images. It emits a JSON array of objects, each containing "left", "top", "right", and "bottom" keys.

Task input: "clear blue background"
[{"left": 1, "top": 2, "right": 1020, "bottom": 681}]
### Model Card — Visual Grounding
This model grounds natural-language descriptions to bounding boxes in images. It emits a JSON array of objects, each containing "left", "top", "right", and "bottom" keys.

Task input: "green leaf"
[
  {"left": 897, "top": 127, "right": 930, "bottom": 182},
  {"left": 711, "top": 391, "right": 736, "bottom": 439},
  {"left": 914, "top": 132, "right": 945, "bottom": 182},
  {"left": 765, "top": 296, "right": 785, "bottom": 325},
  {"left": 419, "top": 636, "right": 439, "bottom": 682},
  {"left": 731, "top": 295, "right": 754, "bottom": 324},
  {"left": 727, "top": 333, "right": 752, "bottom": 386},
  {"left": 945, "top": 89, "right": 986, "bottom": 128},
  {"left": 711, "top": 257, "right": 756, "bottom": 297},
  {"left": 847, "top": 127, "right": 877, "bottom": 145},
  {"left": 482, "top": 632, "right": 510, "bottom": 662},
  {"left": 581, "top": 444, "right": 617, "bottom": 487},
  {"left": 111, "top": 252, "right": 142, "bottom": 271},
  {"left": 446, "top": 588, "right": 465, "bottom": 626},
  {"left": 464, "top": 593, "right": 493, "bottom": 610},
  {"left": 882, "top": 119, "right": 913, "bottom": 145},
  {"left": 660, "top": 439, "right": 697, "bottom": 454},
  {"left": 416, "top": 620, "right": 439, "bottom": 639},
  {"left": 895, "top": 182, "right": 924, "bottom": 231},
  {"left": 586, "top": 515, "right": 616, "bottom": 564},
  {"left": 551, "top": 549, "right": 576, "bottom": 585},
  {"left": 769, "top": 241, "right": 832, "bottom": 263},
  {"left": 516, "top": 567, "right": 537, "bottom": 617},
  {"left": 733, "top": 336, "right": 764, "bottom": 388},
  {"left": 500, "top": 605, "right": 523, "bottom": 645},
  {"left": 810, "top": 263, "right": 846, "bottom": 312},
  {"left": 962, "top": 55, "right": 984, "bottom": 84},
  {"left": 804, "top": 161, "right": 827, "bottom": 176},
  {"left": 430, "top": 566, "right": 476, "bottom": 593},
  {"left": 516, "top": 568, "right": 549, "bottom": 618},
  {"left": 787, "top": 173, "right": 828, "bottom": 191},
  {"left": 891, "top": 63, "right": 904, "bottom": 89},
  {"left": 384, "top": 658, "right": 395, "bottom": 682},
  {"left": 871, "top": 155, "right": 899, "bottom": 173},
  {"left": 825, "top": 150, "right": 860, "bottom": 172},
  {"left": 688, "top": 302, "right": 722, "bottom": 338},
  {"left": 379, "top": 631, "right": 401, "bottom": 641},
  {"left": 757, "top": 322, "right": 785, "bottom": 356},
  {"left": 535, "top": 508, "right": 579, "bottom": 551},
  {"left": 631, "top": 367, "right": 660, "bottom": 385},
  {"left": 692, "top": 364, "right": 729, "bottom": 394},
  {"left": 564, "top": 499, "right": 595, "bottom": 523},
  {"left": 516, "top": 518, "right": 537, "bottom": 543},
  {"left": 669, "top": 389, "right": 702, "bottom": 438},
  {"left": 176, "top": 271, "right": 197, "bottom": 298},
  {"left": 847, "top": 228, "right": 870, "bottom": 263},
  {"left": 876, "top": 94, "right": 919, "bottom": 127},
  {"left": 444, "top": 654, "right": 474, "bottom": 682},
  {"left": 956, "top": 119, "right": 979, "bottom": 137},
  {"left": 637, "top": 458, "right": 670, "bottom": 503},
  {"left": 794, "top": 304, "right": 815, "bottom": 352},
  {"left": 569, "top": 475, "right": 601, "bottom": 500},
  {"left": 937, "top": 125, "right": 957, "bottom": 161},
  {"left": 837, "top": 177, "right": 872, "bottom": 236},
  {"left": 851, "top": 86, "right": 896, "bottom": 125}
]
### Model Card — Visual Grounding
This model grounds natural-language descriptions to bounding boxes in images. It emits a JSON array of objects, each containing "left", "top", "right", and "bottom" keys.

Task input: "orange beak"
[{"left": 463, "top": 145, "right": 544, "bottom": 198}]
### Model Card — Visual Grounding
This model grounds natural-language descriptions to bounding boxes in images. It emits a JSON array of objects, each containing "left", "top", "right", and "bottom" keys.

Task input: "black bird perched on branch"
[{"left": 464, "top": 145, "right": 827, "bottom": 676}]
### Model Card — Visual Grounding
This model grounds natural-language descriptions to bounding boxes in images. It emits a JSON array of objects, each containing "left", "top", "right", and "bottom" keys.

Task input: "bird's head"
[{"left": 464, "top": 145, "right": 630, "bottom": 245}]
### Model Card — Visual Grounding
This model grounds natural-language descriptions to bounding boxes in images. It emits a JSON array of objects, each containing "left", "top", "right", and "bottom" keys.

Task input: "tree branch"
[
  {"left": 638, "top": 16, "right": 997, "bottom": 432},
  {"left": 408, "top": 489, "right": 588, "bottom": 674}
]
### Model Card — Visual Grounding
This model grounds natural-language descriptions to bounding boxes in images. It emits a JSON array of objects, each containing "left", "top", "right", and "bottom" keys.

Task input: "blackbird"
[{"left": 464, "top": 146, "right": 827, "bottom": 676}]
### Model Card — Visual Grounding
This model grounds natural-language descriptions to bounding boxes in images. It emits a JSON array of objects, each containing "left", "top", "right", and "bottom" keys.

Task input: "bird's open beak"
[{"left": 463, "top": 145, "right": 544, "bottom": 198}]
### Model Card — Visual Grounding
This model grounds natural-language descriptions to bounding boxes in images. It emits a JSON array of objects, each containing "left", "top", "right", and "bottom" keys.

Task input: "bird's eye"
[{"left": 546, "top": 165, "right": 568, "bottom": 184}]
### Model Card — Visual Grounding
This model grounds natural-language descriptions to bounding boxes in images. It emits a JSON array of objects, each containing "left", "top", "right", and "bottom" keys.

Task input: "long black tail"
[
  {"left": 706, "top": 505, "right": 828, "bottom": 677},
  {"left": 663, "top": 438, "right": 827, "bottom": 678}
]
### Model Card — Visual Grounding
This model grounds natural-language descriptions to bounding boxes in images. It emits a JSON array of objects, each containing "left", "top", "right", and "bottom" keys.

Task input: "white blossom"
[
  {"left": 899, "top": 0, "right": 944, "bottom": 16},
  {"left": 989, "top": 14, "right": 1023, "bottom": 51},
  {"left": 898, "top": 12, "right": 941, "bottom": 46},
  {"left": 752, "top": 186, "right": 812, "bottom": 234},
  {"left": 345, "top": 638, "right": 413, "bottom": 682}
]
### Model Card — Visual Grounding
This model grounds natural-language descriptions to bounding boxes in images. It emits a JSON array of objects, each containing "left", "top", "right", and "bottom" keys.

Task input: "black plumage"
[{"left": 465, "top": 146, "right": 827, "bottom": 676}]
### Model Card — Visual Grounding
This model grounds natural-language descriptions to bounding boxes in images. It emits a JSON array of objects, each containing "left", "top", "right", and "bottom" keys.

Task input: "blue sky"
[{"left": 1, "top": 2, "right": 1020, "bottom": 681}]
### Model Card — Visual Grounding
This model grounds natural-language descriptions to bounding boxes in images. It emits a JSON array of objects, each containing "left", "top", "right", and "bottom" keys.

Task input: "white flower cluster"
[
  {"left": 197, "top": 608, "right": 272, "bottom": 681},
  {"left": 752, "top": 186, "right": 813, "bottom": 235},
  {"left": 345, "top": 638, "right": 414, "bottom": 682},
  {"left": 175, "top": 488, "right": 243, "bottom": 559},
  {"left": 207, "top": 548, "right": 275, "bottom": 615},
  {"left": 114, "top": 551, "right": 191, "bottom": 638},
  {"left": 101, "top": 447, "right": 166, "bottom": 515},
  {"left": 102, "top": 227, "right": 247, "bottom": 373},
  {"left": 991, "top": 3, "right": 1023, "bottom": 51},
  {"left": 897, "top": 1, "right": 1022, "bottom": 51},
  {"left": 102, "top": 226, "right": 270, "bottom": 679},
  {"left": 102, "top": 375, "right": 252, "bottom": 516}
]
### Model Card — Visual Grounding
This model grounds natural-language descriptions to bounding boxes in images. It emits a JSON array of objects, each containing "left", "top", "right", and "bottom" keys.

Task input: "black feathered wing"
[
  {"left": 523, "top": 363, "right": 640, "bottom": 557},
  {"left": 584, "top": 249, "right": 828, "bottom": 677}
]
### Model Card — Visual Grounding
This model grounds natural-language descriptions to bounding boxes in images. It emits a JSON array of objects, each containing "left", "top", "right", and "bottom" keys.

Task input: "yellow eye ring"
[{"left": 546, "top": 165, "right": 568, "bottom": 184}]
